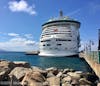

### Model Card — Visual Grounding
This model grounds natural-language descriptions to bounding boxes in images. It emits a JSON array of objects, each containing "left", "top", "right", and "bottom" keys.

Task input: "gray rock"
[
  {"left": 97, "top": 83, "right": 100, "bottom": 86},
  {"left": 13, "top": 61, "right": 31, "bottom": 68},
  {"left": 0, "top": 75, "right": 22, "bottom": 86},
  {"left": 32, "top": 66, "right": 45, "bottom": 72},
  {"left": 67, "top": 72, "right": 81, "bottom": 79},
  {"left": 22, "top": 81, "right": 43, "bottom": 86},
  {"left": 46, "top": 67, "right": 57, "bottom": 71},
  {"left": 62, "top": 74, "right": 68, "bottom": 78},
  {"left": 46, "top": 67, "right": 59, "bottom": 75},
  {"left": 62, "top": 76, "right": 72, "bottom": 83},
  {"left": 69, "top": 69, "right": 75, "bottom": 72},
  {"left": 47, "top": 71, "right": 55, "bottom": 78},
  {"left": 79, "top": 78, "right": 92, "bottom": 85},
  {"left": 62, "top": 83, "right": 72, "bottom": 86},
  {"left": 9, "top": 67, "right": 32, "bottom": 80},
  {"left": 79, "top": 85, "right": 91, "bottom": 86},
  {"left": 43, "top": 81, "right": 49, "bottom": 86},
  {"left": 0, "top": 75, "right": 11, "bottom": 86},
  {"left": 0, "top": 60, "right": 15, "bottom": 81},
  {"left": 63, "top": 68, "right": 70, "bottom": 74},
  {"left": 75, "top": 71, "right": 83, "bottom": 74},
  {"left": 9, "top": 75, "right": 22, "bottom": 86},
  {"left": 47, "top": 76, "right": 60, "bottom": 86},
  {"left": 21, "top": 71, "right": 45, "bottom": 86},
  {"left": 29, "top": 81, "right": 43, "bottom": 86},
  {"left": 71, "top": 79, "right": 79, "bottom": 85},
  {"left": 32, "top": 66, "right": 47, "bottom": 77},
  {"left": 56, "top": 72, "right": 63, "bottom": 77}
]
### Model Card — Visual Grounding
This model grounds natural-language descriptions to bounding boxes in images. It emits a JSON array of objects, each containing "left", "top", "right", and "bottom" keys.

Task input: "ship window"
[
  {"left": 57, "top": 44, "right": 62, "bottom": 46},
  {"left": 55, "top": 48, "right": 58, "bottom": 49},
  {"left": 56, "top": 39, "right": 71, "bottom": 41},
  {"left": 67, "top": 31, "right": 71, "bottom": 32},
  {"left": 41, "top": 40, "right": 50, "bottom": 42},
  {"left": 47, "top": 44, "right": 50, "bottom": 46},
  {"left": 67, "top": 40, "right": 71, "bottom": 41},
  {"left": 46, "top": 40, "right": 50, "bottom": 42}
]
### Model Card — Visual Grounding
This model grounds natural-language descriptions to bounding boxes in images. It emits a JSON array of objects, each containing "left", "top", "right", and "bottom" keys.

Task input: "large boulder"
[
  {"left": 46, "top": 67, "right": 59, "bottom": 75},
  {"left": 0, "top": 74, "right": 22, "bottom": 86},
  {"left": 9, "top": 67, "right": 32, "bottom": 81},
  {"left": 63, "top": 68, "right": 70, "bottom": 74},
  {"left": 24, "top": 81, "right": 43, "bottom": 86},
  {"left": 71, "top": 79, "right": 79, "bottom": 85},
  {"left": 56, "top": 72, "right": 63, "bottom": 77},
  {"left": 0, "top": 75, "right": 11, "bottom": 86},
  {"left": 32, "top": 66, "right": 47, "bottom": 77},
  {"left": 21, "top": 71, "right": 45, "bottom": 86},
  {"left": 13, "top": 61, "right": 31, "bottom": 68},
  {"left": 97, "top": 83, "right": 100, "bottom": 86},
  {"left": 47, "top": 71, "right": 55, "bottom": 78},
  {"left": 75, "top": 71, "right": 83, "bottom": 74},
  {"left": 46, "top": 67, "right": 57, "bottom": 71},
  {"left": 62, "top": 83, "right": 72, "bottom": 86},
  {"left": 0, "top": 60, "right": 15, "bottom": 68},
  {"left": 67, "top": 72, "right": 81, "bottom": 79},
  {"left": 9, "top": 75, "right": 22, "bottom": 86},
  {"left": 0, "top": 60, "right": 15, "bottom": 81},
  {"left": 79, "top": 78, "right": 93, "bottom": 85},
  {"left": 43, "top": 81, "right": 49, "bottom": 86},
  {"left": 69, "top": 69, "right": 75, "bottom": 72},
  {"left": 62, "top": 76, "right": 72, "bottom": 83},
  {"left": 47, "top": 76, "right": 60, "bottom": 86}
]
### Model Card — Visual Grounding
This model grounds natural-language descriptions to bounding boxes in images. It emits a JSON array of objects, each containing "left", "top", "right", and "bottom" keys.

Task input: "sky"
[{"left": 0, "top": 0, "right": 100, "bottom": 51}]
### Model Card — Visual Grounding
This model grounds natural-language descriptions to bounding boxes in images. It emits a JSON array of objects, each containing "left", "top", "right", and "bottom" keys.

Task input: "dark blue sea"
[{"left": 0, "top": 52, "right": 91, "bottom": 72}]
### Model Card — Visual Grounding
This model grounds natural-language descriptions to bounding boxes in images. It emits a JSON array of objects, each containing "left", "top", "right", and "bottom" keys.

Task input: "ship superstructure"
[{"left": 39, "top": 11, "right": 80, "bottom": 56}]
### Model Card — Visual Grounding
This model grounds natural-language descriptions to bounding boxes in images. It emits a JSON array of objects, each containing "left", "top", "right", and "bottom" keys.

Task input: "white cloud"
[
  {"left": 0, "top": 32, "right": 39, "bottom": 51},
  {"left": 8, "top": 0, "right": 36, "bottom": 15},
  {"left": 9, "top": 37, "right": 36, "bottom": 46},
  {"left": 8, "top": 33, "right": 19, "bottom": 37},
  {"left": 24, "top": 34, "right": 33, "bottom": 39},
  {"left": 25, "top": 40, "right": 35, "bottom": 46}
]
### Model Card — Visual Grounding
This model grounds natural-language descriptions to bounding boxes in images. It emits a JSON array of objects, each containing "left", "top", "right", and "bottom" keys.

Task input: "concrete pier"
[{"left": 80, "top": 53, "right": 100, "bottom": 79}]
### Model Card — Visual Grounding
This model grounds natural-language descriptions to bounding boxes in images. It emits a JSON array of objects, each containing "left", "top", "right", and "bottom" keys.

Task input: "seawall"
[
  {"left": 0, "top": 60, "right": 98, "bottom": 86},
  {"left": 80, "top": 53, "right": 100, "bottom": 79}
]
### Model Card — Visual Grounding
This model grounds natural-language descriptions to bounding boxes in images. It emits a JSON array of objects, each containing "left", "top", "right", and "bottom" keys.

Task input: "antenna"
[{"left": 59, "top": 10, "right": 63, "bottom": 17}]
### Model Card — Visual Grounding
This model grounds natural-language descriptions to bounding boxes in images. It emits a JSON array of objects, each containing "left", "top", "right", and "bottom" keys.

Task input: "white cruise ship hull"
[{"left": 39, "top": 51, "right": 78, "bottom": 57}]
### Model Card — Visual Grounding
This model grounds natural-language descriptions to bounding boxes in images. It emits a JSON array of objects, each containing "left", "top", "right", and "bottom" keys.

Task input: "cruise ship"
[{"left": 39, "top": 11, "right": 81, "bottom": 57}]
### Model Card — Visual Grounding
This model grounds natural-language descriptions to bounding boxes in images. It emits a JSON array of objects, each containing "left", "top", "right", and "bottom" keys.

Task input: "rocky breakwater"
[{"left": 0, "top": 60, "right": 99, "bottom": 86}]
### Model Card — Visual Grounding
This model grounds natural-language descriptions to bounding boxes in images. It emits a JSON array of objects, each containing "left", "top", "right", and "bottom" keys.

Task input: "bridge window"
[
  {"left": 56, "top": 39, "right": 71, "bottom": 41},
  {"left": 41, "top": 40, "right": 51, "bottom": 42},
  {"left": 57, "top": 44, "right": 62, "bottom": 46},
  {"left": 43, "top": 44, "right": 45, "bottom": 46},
  {"left": 47, "top": 44, "right": 50, "bottom": 46}
]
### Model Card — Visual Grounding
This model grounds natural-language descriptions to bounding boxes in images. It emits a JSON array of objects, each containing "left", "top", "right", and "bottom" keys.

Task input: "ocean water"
[{"left": 0, "top": 52, "right": 91, "bottom": 72}]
